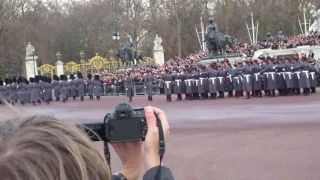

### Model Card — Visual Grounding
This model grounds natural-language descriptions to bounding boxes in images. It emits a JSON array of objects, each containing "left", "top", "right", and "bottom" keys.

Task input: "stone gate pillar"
[
  {"left": 55, "top": 52, "right": 64, "bottom": 76},
  {"left": 153, "top": 34, "right": 165, "bottom": 65},
  {"left": 25, "top": 42, "right": 38, "bottom": 79}
]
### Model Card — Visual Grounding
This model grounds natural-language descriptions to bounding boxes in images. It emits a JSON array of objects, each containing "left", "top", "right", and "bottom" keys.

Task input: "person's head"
[
  {"left": 0, "top": 108, "right": 111, "bottom": 180},
  {"left": 209, "top": 17, "right": 214, "bottom": 23}
]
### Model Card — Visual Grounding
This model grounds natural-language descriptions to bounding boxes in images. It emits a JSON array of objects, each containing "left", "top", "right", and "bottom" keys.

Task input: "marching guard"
[
  {"left": 77, "top": 72, "right": 85, "bottom": 101},
  {"left": 252, "top": 60, "right": 262, "bottom": 97},
  {"left": 292, "top": 57, "right": 301, "bottom": 95},
  {"left": 173, "top": 68, "right": 183, "bottom": 101},
  {"left": 261, "top": 58, "right": 276, "bottom": 97},
  {"left": 233, "top": 62, "right": 243, "bottom": 98},
  {"left": 69, "top": 74, "right": 77, "bottom": 100},
  {"left": 0, "top": 79, "right": 5, "bottom": 104},
  {"left": 225, "top": 63, "right": 234, "bottom": 97},
  {"left": 309, "top": 63, "right": 317, "bottom": 93},
  {"left": 198, "top": 65, "right": 208, "bottom": 99},
  {"left": 144, "top": 70, "right": 154, "bottom": 101},
  {"left": 163, "top": 69, "right": 173, "bottom": 102},
  {"left": 43, "top": 77, "right": 51, "bottom": 104},
  {"left": 94, "top": 75, "right": 102, "bottom": 100},
  {"left": 17, "top": 77, "right": 27, "bottom": 105},
  {"left": 294, "top": 55, "right": 311, "bottom": 95},
  {"left": 60, "top": 75, "right": 69, "bottom": 103},
  {"left": 184, "top": 68, "right": 194, "bottom": 100},
  {"left": 53, "top": 75, "right": 61, "bottom": 101},
  {"left": 125, "top": 72, "right": 134, "bottom": 102},
  {"left": 283, "top": 58, "right": 294, "bottom": 96},
  {"left": 207, "top": 63, "right": 218, "bottom": 99},
  {"left": 275, "top": 58, "right": 286, "bottom": 96},
  {"left": 241, "top": 60, "right": 253, "bottom": 99},
  {"left": 87, "top": 74, "right": 94, "bottom": 100},
  {"left": 191, "top": 66, "right": 200, "bottom": 99},
  {"left": 29, "top": 77, "right": 37, "bottom": 106},
  {"left": 216, "top": 65, "right": 225, "bottom": 98}
]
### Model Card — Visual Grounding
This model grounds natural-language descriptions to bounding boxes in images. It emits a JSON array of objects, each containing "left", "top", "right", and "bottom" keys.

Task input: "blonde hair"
[{"left": 0, "top": 107, "right": 111, "bottom": 180}]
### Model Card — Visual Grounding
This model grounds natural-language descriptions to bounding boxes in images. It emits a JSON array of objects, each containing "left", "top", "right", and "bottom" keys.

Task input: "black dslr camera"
[
  {"left": 82, "top": 103, "right": 148, "bottom": 142},
  {"left": 82, "top": 103, "right": 165, "bottom": 176}
]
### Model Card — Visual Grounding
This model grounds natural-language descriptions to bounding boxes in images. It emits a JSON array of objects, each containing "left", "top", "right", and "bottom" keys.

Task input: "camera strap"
[{"left": 155, "top": 114, "right": 165, "bottom": 180}]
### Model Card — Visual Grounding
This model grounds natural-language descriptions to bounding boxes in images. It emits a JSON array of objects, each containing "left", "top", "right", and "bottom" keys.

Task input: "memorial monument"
[
  {"left": 116, "top": 37, "right": 145, "bottom": 66},
  {"left": 199, "top": 17, "right": 240, "bottom": 65},
  {"left": 308, "top": 8, "right": 320, "bottom": 33},
  {"left": 25, "top": 42, "right": 38, "bottom": 80},
  {"left": 153, "top": 34, "right": 165, "bottom": 65}
]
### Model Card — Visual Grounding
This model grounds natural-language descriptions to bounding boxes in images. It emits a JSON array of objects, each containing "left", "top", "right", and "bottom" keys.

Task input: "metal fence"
[{"left": 86, "top": 82, "right": 161, "bottom": 96}]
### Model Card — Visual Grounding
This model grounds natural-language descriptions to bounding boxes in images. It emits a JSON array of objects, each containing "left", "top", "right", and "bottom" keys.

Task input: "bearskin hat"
[
  {"left": 94, "top": 75, "right": 100, "bottom": 81},
  {"left": 25, "top": 78, "right": 30, "bottom": 85},
  {"left": 18, "top": 76, "right": 24, "bottom": 83},
  {"left": 0, "top": 79, "right": 3, "bottom": 86},
  {"left": 29, "top": 77, "right": 34, "bottom": 83},
  {"left": 77, "top": 72, "right": 83, "bottom": 79},
  {"left": 34, "top": 76, "right": 39, "bottom": 83},
  {"left": 70, "top": 74, "right": 75, "bottom": 80},
  {"left": 4, "top": 78, "right": 9, "bottom": 85},
  {"left": 42, "top": 76, "right": 47, "bottom": 83},
  {"left": 53, "top": 75, "right": 59, "bottom": 81},
  {"left": 48, "top": 77, "right": 52, "bottom": 84},
  {"left": 60, "top": 75, "right": 64, "bottom": 81},
  {"left": 87, "top": 73, "right": 92, "bottom": 80}
]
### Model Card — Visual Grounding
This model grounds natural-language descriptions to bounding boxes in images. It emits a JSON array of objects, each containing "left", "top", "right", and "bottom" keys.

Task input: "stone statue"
[
  {"left": 204, "top": 17, "right": 236, "bottom": 57},
  {"left": 26, "top": 42, "right": 35, "bottom": 57},
  {"left": 153, "top": 34, "right": 163, "bottom": 50},
  {"left": 308, "top": 8, "right": 320, "bottom": 33},
  {"left": 125, "top": 37, "right": 135, "bottom": 50},
  {"left": 276, "top": 31, "right": 284, "bottom": 42},
  {"left": 266, "top": 33, "right": 275, "bottom": 42},
  {"left": 116, "top": 37, "right": 145, "bottom": 66}
]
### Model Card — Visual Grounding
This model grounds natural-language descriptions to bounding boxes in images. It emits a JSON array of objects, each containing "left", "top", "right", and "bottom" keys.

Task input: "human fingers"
[
  {"left": 144, "top": 106, "right": 157, "bottom": 132},
  {"left": 152, "top": 107, "right": 169, "bottom": 138}
]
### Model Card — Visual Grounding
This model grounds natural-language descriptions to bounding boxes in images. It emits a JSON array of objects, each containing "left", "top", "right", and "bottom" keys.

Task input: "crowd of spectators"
[{"left": 97, "top": 32, "right": 320, "bottom": 86}]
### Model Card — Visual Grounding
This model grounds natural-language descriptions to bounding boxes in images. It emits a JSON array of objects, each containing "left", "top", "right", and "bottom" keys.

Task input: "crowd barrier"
[{"left": 85, "top": 82, "right": 161, "bottom": 96}]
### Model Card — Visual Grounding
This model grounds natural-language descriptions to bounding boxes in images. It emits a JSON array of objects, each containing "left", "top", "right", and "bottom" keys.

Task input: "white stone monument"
[
  {"left": 25, "top": 42, "right": 38, "bottom": 79},
  {"left": 309, "top": 8, "right": 320, "bottom": 33},
  {"left": 153, "top": 34, "right": 165, "bottom": 65},
  {"left": 55, "top": 60, "right": 64, "bottom": 76}
]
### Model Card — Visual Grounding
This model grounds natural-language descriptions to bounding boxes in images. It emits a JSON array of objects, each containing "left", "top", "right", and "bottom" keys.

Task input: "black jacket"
[{"left": 112, "top": 166, "right": 174, "bottom": 180}]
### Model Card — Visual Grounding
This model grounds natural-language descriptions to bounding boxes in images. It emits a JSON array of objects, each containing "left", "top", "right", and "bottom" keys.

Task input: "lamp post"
[
  {"left": 79, "top": 51, "right": 85, "bottom": 74},
  {"left": 56, "top": 52, "right": 61, "bottom": 60},
  {"left": 31, "top": 48, "right": 36, "bottom": 77},
  {"left": 112, "top": 30, "right": 120, "bottom": 68}
]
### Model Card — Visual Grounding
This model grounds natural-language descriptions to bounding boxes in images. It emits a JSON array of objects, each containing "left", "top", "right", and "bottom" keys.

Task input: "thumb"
[{"left": 144, "top": 106, "right": 157, "bottom": 131}]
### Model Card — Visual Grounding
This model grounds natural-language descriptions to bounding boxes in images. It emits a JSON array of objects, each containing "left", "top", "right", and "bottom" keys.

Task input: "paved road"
[{"left": 24, "top": 93, "right": 320, "bottom": 180}]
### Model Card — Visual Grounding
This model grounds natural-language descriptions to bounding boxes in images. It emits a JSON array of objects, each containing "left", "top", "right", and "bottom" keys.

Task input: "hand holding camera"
[{"left": 83, "top": 103, "right": 169, "bottom": 180}]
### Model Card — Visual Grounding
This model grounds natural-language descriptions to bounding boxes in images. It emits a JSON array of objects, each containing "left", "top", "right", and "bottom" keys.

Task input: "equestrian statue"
[
  {"left": 116, "top": 37, "right": 146, "bottom": 66},
  {"left": 204, "top": 17, "right": 237, "bottom": 57}
]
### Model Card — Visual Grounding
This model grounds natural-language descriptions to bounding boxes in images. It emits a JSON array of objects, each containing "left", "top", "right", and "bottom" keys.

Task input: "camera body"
[{"left": 83, "top": 103, "right": 147, "bottom": 142}]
